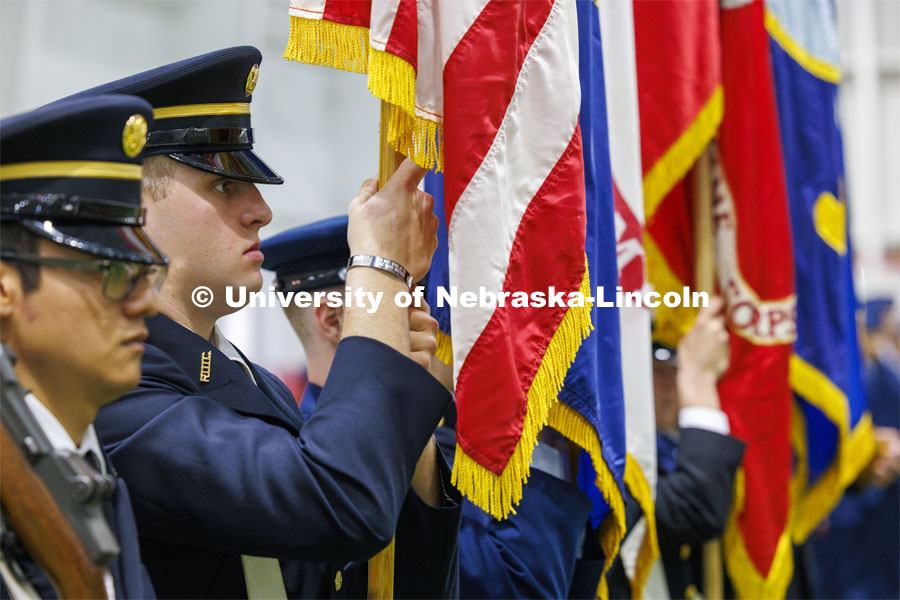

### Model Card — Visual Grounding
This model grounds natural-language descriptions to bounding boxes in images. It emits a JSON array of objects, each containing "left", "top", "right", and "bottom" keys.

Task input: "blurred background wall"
[{"left": 1, "top": 0, "right": 897, "bottom": 380}]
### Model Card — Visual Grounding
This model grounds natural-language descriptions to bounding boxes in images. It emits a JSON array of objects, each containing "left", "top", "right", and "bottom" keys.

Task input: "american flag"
[{"left": 284, "top": 0, "right": 622, "bottom": 529}]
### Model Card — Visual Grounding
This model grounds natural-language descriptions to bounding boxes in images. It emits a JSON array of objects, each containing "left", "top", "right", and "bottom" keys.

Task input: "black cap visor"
[
  {"left": 169, "top": 149, "right": 283, "bottom": 185},
  {"left": 19, "top": 220, "right": 167, "bottom": 265}
]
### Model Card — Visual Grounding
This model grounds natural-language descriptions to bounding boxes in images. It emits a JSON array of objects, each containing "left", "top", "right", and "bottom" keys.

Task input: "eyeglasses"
[{"left": 0, "top": 252, "right": 167, "bottom": 301}]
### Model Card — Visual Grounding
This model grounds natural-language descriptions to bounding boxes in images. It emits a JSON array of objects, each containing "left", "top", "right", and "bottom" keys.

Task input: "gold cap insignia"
[
  {"left": 245, "top": 64, "right": 260, "bottom": 97},
  {"left": 122, "top": 114, "right": 148, "bottom": 158}
]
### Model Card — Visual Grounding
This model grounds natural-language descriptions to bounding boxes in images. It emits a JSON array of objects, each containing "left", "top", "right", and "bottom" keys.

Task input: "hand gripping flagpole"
[
  {"left": 692, "top": 146, "right": 725, "bottom": 600},
  {"left": 367, "top": 99, "right": 406, "bottom": 600}
]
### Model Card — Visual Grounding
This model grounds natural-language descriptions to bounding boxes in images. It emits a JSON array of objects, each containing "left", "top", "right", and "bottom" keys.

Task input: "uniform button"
[
  {"left": 680, "top": 544, "right": 691, "bottom": 560},
  {"left": 685, "top": 584, "right": 699, "bottom": 599},
  {"left": 334, "top": 570, "right": 343, "bottom": 592}
]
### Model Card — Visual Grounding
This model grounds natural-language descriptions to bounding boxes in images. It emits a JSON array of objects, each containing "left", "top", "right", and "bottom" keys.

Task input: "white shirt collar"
[
  {"left": 212, "top": 325, "right": 257, "bottom": 386},
  {"left": 24, "top": 393, "right": 106, "bottom": 475}
]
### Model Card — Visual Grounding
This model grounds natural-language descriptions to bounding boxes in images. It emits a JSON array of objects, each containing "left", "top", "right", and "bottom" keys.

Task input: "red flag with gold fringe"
[{"left": 715, "top": 1, "right": 796, "bottom": 597}]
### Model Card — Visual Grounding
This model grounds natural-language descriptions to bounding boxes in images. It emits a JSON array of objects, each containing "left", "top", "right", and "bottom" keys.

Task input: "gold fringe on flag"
[
  {"left": 789, "top": 355, "right": 876, "bottom": 542},
  {"left": 367, "top": 47, "right": 416, "bottom": 114},
  {"left": 451, "top": 260, "right": 595, "bottom": 519},
  {"left": 547, "top": 402, "right": 626, "bottom": 600},
  {"left": 284, "top": 16, "right": 444, "bottom": 171},
  {"left": 622, "top": 454, "right": 660, "bottom": 600},
  {"left": 643, "top": 86, "right": 723, "bottom": 219},
  {"left": 284, "top": 15, "right": 370, "bottom": 74},
  {"left": 385, "top": 103, "right": 444, "bottom": 172},
  {"left": 724, "top": 469, "right": 795, "bottom": 600},
  {"left": 367, "top": 48, "right": 444, "bottom": 172},
  {"left": 435, "top": 329, "right": 453, "bottom": 367}
]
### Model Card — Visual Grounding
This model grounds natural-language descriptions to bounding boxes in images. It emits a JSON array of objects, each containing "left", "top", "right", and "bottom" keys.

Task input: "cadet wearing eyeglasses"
[{"left": 0, "top": 95, "right": 165, "bottom": 599}]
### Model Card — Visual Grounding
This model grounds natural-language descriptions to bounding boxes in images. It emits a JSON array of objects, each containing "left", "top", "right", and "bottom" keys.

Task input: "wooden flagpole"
[
  {"left": 693, "top": 148, "right": 715, "bottom": 294},
  {"left": 367, "top": 99, "right": 405, "bottom": 600},
  {"left": 692, "top": 147, "right": 724, "bottom": 599}
]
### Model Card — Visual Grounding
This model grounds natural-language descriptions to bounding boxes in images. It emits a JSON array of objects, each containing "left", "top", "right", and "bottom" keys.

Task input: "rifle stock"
[
  {"left": 1, "top": 423, "right": 114, "bottom": 599},
  {"left": 0, "top": 344, "right": 117, "bottom": 599}
]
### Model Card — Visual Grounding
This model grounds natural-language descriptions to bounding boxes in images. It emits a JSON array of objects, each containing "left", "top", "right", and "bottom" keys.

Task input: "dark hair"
[{"left": 0, "top": 223, "right": 41, "bottom": 293}]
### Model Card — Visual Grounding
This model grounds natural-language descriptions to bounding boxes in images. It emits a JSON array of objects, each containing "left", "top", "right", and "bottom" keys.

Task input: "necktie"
[{"left": 241, "top": 556, "right": 288, "bottom": 600}]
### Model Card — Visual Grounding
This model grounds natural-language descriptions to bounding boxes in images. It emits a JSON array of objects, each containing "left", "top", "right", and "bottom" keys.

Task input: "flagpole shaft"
[
  {"left": 378, "top": 101, "right": 406, "bottom": 188},
  {"left": 692, "top": 147, "right": 724, "bottom": 599},
  {"left": 367, "top": 99, "right": 404, "bottom": 600},
  {"left": 692, "top": 148, "right": 715, "bottom": 293}
]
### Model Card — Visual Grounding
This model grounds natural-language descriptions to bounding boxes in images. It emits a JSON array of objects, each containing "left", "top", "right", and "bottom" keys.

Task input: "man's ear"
[
  {"left": 314, "top": 303, "right": 343, "bottom": 345},
  {"left": 0, "top": 260, "right": 22, "bottom": 320}
]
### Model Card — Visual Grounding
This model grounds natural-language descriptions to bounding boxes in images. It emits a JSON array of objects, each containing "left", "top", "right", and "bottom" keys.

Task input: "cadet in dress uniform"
[
  {"left": 0, "top": 96, "right": 166, "bottom": 598},
  {"left": 608, "top": 300, "right": 746, "bottom": 600},
  {"left": 66, "top": 47, "right": 459, "bottom": 598},
  {"left": 263, "top": 217, "right": 603, "bottom": 600}
]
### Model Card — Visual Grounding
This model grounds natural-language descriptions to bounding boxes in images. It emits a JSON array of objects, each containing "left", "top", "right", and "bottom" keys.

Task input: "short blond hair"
[{"left": 142, "top": 155, "right": 174, "bottom": 201}]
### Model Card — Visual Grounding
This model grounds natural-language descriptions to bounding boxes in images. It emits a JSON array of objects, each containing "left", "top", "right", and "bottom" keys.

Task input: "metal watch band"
[{"left": 347, "top": 254, "right": 413, "bottom": 289}]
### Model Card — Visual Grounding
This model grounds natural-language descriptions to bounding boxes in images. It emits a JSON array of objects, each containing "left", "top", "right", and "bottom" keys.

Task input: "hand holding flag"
[
  {"left": 347, "top": 158, "right": 438, "bottom": 282},
  {"left": 676, "top": 297, "right": 730, "bottom": 399}
]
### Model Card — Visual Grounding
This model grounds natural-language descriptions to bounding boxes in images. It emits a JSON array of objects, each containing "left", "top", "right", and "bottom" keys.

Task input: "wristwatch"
[{"left": 347, "top": 254, "right": 414, "bottom": 289}]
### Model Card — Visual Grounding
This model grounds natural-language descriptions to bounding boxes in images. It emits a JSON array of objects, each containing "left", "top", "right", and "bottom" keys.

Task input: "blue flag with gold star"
[{"left": 766, "top": 0, "right": 874, "bottom": 542}]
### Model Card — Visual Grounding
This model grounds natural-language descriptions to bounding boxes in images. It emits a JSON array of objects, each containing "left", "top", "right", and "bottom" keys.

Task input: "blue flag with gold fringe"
[
  {"left": 766, "top": 0, "right": 875, "bottom": 542},
  {"left": 560, "top": 0, "right": 628, "bottom": 593}
]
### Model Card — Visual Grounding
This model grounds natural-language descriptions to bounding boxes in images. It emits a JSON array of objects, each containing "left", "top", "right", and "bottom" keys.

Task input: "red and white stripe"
[
  {"left": 439, "top": 0, "right": 586, "bottom": 470},
  {"left": 370, "top": 0, "right": 417, "bottom": 64},
  {"left": 414, "top": 0, "right": 489, "bottom": 123}
]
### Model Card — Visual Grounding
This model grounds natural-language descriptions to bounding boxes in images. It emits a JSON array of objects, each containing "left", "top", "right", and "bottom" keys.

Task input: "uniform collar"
[
  {"left": 211, "top": 325, "right": 257, "bottom": 385},
  {"left": 300, "top": 382, "right": 322, "bottom": 421},
  {"left": 24, "top": 393, "right": 106, "bottom": 475},
  {"left": 145, "top": 314, "right": 302, "bottom": 433}
]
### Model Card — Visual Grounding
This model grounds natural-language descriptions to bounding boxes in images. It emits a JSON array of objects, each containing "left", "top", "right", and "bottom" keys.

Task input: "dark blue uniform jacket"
[
  {"left": 95, "top": 314, "right": 460, "bottom": 598},
  {"left": 435, "top": 421, "right": 604, "bottom": 599}
]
